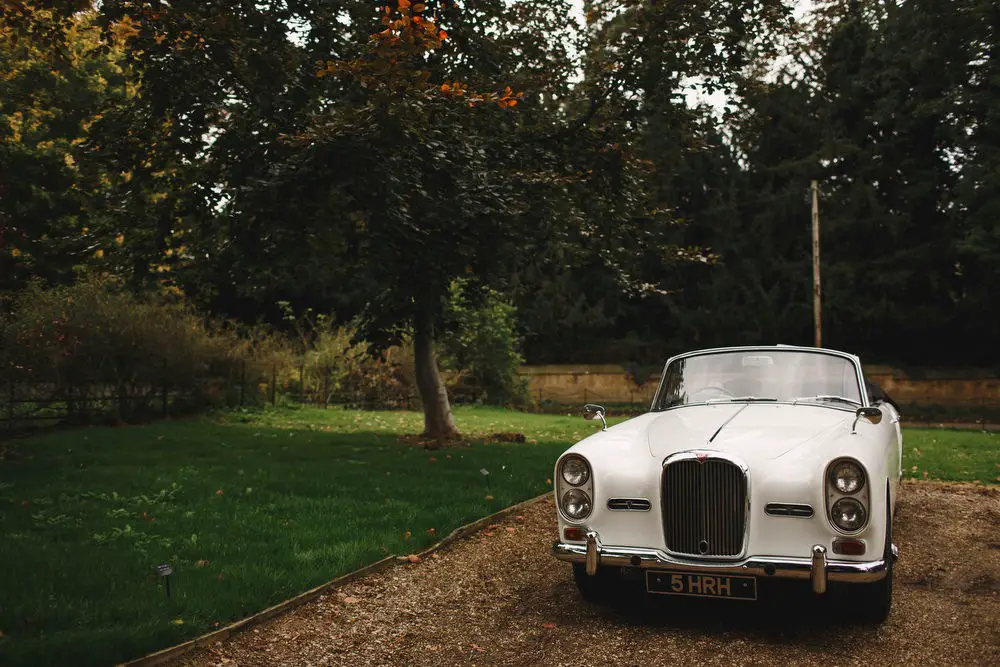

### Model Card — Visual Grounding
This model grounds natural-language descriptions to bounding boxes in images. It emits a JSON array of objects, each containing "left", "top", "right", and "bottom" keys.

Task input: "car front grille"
[{"left": 661, "top": 456, "right": 747, "bottom": 558}]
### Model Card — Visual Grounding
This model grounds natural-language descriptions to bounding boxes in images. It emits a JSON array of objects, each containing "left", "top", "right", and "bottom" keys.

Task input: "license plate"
[{"left": 646, "top": 570, "right": 757, "bottom": 600}]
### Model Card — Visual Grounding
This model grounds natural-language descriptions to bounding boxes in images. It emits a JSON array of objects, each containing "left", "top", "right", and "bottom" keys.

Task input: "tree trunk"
[{"left": 413, "top": 302, "right": 459, "bottom": 441}]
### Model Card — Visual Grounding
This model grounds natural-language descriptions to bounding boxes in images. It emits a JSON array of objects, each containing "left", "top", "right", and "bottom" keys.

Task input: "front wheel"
[
  {"left": 572, "top": 563, "right": 620, "bottom": 604},
  {"left": 852, "top": 498, "right": 893, "bottom": 624}
]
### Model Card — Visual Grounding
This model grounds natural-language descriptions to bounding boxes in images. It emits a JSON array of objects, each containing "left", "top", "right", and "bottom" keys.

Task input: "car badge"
[{"left": 695, "top": 452, "right": 709, "bottom": 462}]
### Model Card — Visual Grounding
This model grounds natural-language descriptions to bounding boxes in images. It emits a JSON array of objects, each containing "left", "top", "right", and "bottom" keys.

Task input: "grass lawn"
[
  {"left": 0, "top": 407, "right": 996, "bottom": 666},
  {"left": 900, "top": 427, "right": 1000, "bottom": 484}
]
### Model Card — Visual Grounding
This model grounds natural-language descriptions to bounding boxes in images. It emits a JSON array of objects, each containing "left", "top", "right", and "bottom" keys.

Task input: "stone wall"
[
  {"left": 518, "top": 364, "right": 1000, "bottom": 408},
  {"left": 517, "top": 365, "right": 660, "bottom": 407}
]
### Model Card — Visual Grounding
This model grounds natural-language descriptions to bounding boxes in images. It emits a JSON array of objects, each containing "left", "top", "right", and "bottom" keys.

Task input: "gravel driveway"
[{"left": 181, "top": 481, "right": 999, "bottom": 666}]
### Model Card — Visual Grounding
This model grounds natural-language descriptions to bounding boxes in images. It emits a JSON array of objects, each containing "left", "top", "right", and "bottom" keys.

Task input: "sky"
[{"left": 562, "top": 0, "right": 819, "bottom": 111}]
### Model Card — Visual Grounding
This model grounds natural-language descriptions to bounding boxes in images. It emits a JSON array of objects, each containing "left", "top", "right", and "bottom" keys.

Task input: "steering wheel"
[{"left": 688, "top": 385, "right": 734, "bottom": 401}]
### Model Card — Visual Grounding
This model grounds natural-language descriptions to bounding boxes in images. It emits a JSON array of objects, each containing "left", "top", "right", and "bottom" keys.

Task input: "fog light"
[
  {"left": 564, "top": 526, "right": 586, "bottom": 541},
  {"left": 832, "top": 539, "right": 866, "bottom": 555}
]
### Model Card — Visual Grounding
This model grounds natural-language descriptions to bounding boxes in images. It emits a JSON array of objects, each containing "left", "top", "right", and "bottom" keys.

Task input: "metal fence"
[{"left": 0, "top": 364, "right": 658, "bottom": 434}]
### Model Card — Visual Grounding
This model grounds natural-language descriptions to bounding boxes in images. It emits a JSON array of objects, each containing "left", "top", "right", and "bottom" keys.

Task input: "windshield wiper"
[
  {"left": 705, "top": 396, "right": 778, "bottom": 404},
  {"left": 793, "top": 395, "right": 861, "bottom": 406}
]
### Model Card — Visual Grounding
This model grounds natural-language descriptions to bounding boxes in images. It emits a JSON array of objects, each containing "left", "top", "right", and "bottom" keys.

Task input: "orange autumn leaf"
[
  {"left": 542, "top": 622, "right": 557, "bottom": 629},
  {"left": 414, "top": 2, "right": 426, "bottom": 11},
  {"left": 406, "top": 554, "right": 421, "bottom": 563},
  {"left": 505, "top": 526, "right": 515, "bottom": 533},
  {"left": 439, "top": 30, "right": 448, "bottom": 40},
  {"left": 398, "top": 0, "right": 410, "bottom": 8},
  {"left": 343, "top": 596, "right": 360, "bottom": 604}
]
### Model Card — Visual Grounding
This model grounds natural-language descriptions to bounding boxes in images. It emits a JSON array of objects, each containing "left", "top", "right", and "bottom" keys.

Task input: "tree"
[
  {"left": 0, "top": 6, "right": 131, "bottom": 297},
  {"left": 94, "top": 0, "right": 612, "bottom": 437}
]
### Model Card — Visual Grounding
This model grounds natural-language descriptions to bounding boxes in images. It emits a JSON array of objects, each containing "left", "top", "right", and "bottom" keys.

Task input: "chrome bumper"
[{"left": 553, "top": 533, "right": 890, "bottom": 594}]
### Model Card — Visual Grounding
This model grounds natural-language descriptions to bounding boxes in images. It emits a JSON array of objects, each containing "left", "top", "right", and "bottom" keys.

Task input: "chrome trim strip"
[
  {"left": 552, "top": 541, "right": 889, "bottom": 584},
  {"left": 764, "top": 502, "right": 814, "bottom": 518},
  {"left": 607, "top": 498, "right": 652, "bottom": 512},
  {"left": 708, "top": 404, "right": 748, "bottom": 442}
]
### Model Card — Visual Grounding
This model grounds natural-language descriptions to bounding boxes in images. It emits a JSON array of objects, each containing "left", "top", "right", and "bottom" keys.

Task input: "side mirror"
[
  {"left": 851, "top": 406, "right": 882, "bottom": 434},
  {"left": 583, "top": 403, "right": 607, "bottom": 431}
]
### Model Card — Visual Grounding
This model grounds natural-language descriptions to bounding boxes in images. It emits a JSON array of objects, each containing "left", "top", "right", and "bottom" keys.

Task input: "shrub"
[
  {"left": 440, "top": 280, "right": 529, "bottom": 406},
  {"left": 0, "top": 276, "right": 265, "bottom": 420},
  {"left": 278, "top": 303, "right": 411, "bottom": 408}
]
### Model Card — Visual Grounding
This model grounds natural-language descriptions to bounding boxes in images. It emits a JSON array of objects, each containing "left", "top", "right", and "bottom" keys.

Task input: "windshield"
[{"left": 653, "top": 350, "right": 863, "bottom": 410}]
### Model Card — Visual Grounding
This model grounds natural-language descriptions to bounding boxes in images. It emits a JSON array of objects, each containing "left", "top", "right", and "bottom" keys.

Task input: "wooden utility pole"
[{"left": 811, "top": 180, "right": 822, "bottom": 348}]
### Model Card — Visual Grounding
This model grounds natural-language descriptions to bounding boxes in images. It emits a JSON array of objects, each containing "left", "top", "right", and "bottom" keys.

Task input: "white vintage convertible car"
[{"left": 552, "top": 345, "right": 902, "bottom": 623}]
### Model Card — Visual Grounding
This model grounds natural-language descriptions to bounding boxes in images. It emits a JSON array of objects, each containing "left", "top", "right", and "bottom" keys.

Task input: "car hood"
[{"left": 645, "top": 403, "right": 852, "bottom": 461}]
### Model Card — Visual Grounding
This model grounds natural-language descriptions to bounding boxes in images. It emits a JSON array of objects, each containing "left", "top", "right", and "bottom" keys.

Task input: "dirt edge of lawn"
[{"left": 119, "top": 492, "right": 552, "bottom": 667}]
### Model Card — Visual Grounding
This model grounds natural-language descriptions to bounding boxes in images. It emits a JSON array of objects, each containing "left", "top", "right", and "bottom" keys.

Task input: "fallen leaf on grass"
[
  {"left": 542, "top": 622, "right": 557, "bottom": 629},
  {"left": 195, "top": 559, "right": 210, "bottom": 568},
  {"left": 343, "top": 597, "right": 360, "bottom": 604},
  {"left": 428, "top": 457, "right": 437, "bottom": 462},
  {"left": 215, "top": 489, "right": 225, "bottom": 495},
  {"left": 404, "top": 530, "right": 412, "bottom": 540},
  {"left": 406, "top": 554, "right": 421, "bottom": 563},
  {"left": 426, "top": 527, "right": 436, "bottom": 536},
  {"left": 172, "top": 618, "right": 184, "bottom": 625},
  {"left": 485, "top": 495, "right": 494, "bottom": 501}
]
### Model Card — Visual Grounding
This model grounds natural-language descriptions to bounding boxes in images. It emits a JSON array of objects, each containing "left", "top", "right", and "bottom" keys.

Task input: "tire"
[
  {"left": 853, "top": 488, "right": 893, "bottom": 624},
  {"left": 572, "top": 563, "right": 620, "bottom": 604}
]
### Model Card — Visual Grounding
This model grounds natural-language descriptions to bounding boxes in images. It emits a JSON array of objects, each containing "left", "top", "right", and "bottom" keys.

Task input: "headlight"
[
  {"left": 561, "top": 488, "right": 592, "bottom": 520},
  {"left": 560, "top": 456, "right": 590, "bottom": 486},
  {"left": 829, "top": 459, "right": 865, "bottom": 494},
  {"left": 831, "top": 497, "right": 867, "bottom": 532}
]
